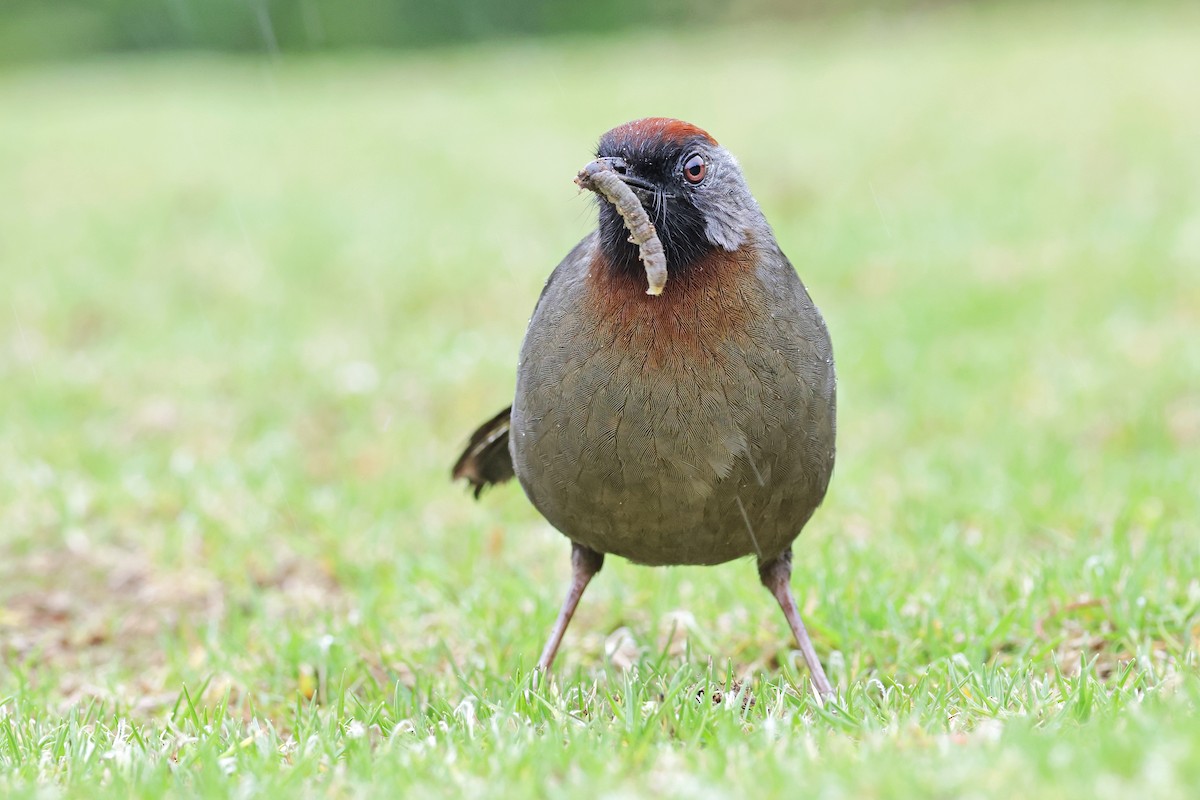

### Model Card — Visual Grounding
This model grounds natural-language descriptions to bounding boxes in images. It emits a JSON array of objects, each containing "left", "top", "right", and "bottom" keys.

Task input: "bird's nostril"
[{"left": 604, "top": 157, "right": 629, "bottom": 175}]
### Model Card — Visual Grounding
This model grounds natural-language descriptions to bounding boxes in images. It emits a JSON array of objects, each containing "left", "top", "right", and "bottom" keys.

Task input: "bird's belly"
[{"left": 510, "top": 360, "right": 830, "bottom": 566}]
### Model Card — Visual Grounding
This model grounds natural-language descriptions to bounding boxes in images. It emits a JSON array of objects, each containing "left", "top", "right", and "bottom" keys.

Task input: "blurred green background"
[
  {"left": 6, "top": 0, "right": 918, "bottom": 62},
  {"left": 1, "top": 0, "right": 1199, "bottom": 795}
]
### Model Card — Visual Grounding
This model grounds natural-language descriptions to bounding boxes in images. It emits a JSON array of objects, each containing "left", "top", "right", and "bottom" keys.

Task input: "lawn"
[{"left": 2, "top": 2, "right": 1199, "bottom": 796}]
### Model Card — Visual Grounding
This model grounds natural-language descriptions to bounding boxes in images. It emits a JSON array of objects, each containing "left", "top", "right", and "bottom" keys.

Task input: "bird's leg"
[
  {"left": 759, "top": 548, "right": 834, "bottom": 699},
  {"left": 536, "top": 543, "right": 605, "bottom": 673}
]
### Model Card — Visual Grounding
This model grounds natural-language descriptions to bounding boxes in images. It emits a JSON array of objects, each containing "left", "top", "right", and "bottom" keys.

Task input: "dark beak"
[{"left": 588, "top": 157, "right": 658, "bottom": 194}]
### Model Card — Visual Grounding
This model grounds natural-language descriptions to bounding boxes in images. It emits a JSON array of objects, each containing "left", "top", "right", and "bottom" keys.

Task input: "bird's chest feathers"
[
  {"left": 581, "top": 248, "right": 764, "bottom": 365},
  {"left": 538, "top": 248, "right": 785, "bottom": 500}
]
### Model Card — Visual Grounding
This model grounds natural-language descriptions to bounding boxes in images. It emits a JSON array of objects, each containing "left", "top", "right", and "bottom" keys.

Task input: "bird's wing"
[
  {"left": 451, "top": 405, "right": 515, "bottom": 498},
  {"left": 450, "top": 233, "right": 598, "bottom": 499}
]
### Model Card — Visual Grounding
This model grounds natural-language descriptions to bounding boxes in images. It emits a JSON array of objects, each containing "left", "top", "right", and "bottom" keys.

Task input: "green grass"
[{"left": 2, "top": 3, "right": 1199, "bottom": 796}]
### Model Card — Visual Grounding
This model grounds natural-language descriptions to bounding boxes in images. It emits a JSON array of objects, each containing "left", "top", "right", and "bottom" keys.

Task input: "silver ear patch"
[{"left": 705, "top": 213, "right": 748, "bottom": 252}]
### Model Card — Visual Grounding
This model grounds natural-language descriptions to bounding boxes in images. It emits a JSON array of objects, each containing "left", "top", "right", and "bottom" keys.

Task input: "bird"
[{"left": 452, "top": 117, "right": 837, "bottom": 697}]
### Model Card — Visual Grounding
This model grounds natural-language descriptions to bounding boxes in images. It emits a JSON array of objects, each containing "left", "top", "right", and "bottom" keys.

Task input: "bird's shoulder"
[
  {"left": 529, "top": 231, "right": 599, "bottom": 321},
  {"left": 750, "top": 240, "right": 834, "bottom": 359}
]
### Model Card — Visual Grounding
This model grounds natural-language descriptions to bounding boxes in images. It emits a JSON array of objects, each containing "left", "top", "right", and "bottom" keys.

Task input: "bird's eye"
[{"left": 682, "top": 153, "right": 707, "bottom": 184}]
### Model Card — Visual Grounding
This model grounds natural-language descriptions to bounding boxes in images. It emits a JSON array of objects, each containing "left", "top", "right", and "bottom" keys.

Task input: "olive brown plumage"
[{"left": 452, "top": 118, "right": 837, "bottom": 697}]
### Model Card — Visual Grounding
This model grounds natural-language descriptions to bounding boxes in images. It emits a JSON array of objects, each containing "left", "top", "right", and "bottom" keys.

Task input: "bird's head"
[{"left": 591, "top": 118, "right": 766, "bottom": 278}]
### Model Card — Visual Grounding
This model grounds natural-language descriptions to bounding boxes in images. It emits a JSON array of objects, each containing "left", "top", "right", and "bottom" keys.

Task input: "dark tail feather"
[{"left": 451, "top": 406, "right": 516, "bottom": 498}]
